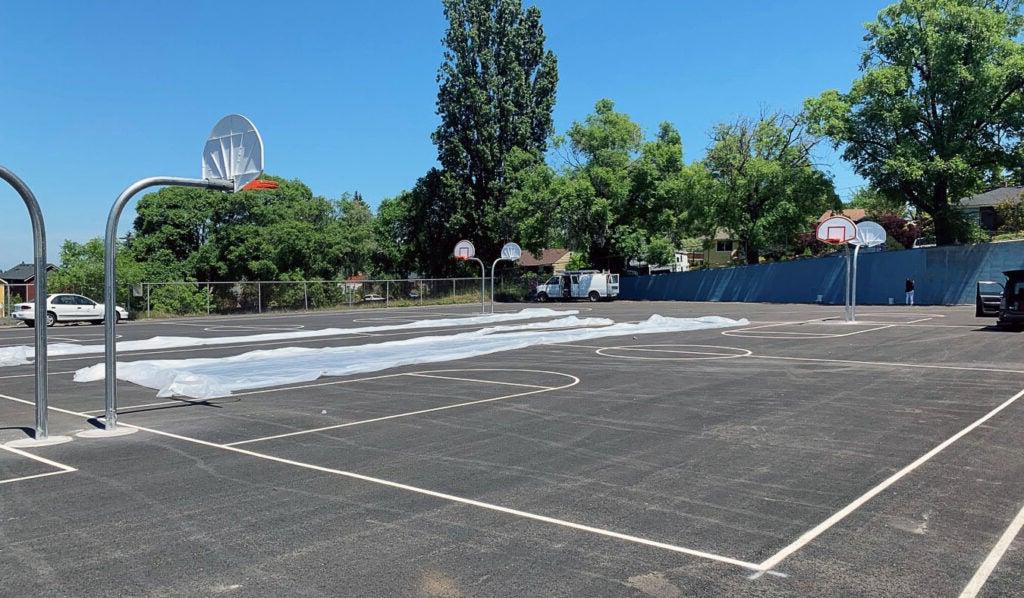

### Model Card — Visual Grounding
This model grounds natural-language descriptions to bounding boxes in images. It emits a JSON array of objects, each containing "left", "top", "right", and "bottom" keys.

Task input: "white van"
[{"left": 535, "top": 271, "right": 619, "bottom": 302}]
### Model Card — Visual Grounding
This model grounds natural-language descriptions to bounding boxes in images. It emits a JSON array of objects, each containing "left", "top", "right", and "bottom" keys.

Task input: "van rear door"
[
  {"left": 976, "top": 281, "right": 1003, "bottom": 317},
  {"left": 609, "top": 274, "right": 619, "bottom": 296}
]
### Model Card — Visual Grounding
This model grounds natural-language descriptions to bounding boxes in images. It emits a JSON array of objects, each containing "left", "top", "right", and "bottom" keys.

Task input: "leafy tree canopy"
[
  {"left": 691, "top": 112, "right": 840, "bottom": 264},
  {"left": 805, "top": 0, "right": 1024, "bottom": 244}
]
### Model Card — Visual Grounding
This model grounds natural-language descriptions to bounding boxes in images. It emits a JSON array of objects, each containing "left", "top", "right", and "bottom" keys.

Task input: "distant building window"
[{"left": 716, "top": 240, "right": 733, "bottom": 252}]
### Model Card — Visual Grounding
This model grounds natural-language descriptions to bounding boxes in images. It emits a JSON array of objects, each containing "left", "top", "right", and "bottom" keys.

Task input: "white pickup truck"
[{"left": 535, "top": 271, "right": 619, "bottom": 302}]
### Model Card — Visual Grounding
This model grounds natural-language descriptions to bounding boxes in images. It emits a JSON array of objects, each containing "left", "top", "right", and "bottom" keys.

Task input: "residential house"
[
  {"left": 518, "top": 248, "right": 573, "bottom": 274},
  {"left": 0, "top": 262, "right": 58, "bottom": 301},
  {"left": 956, "top": 186, "right": 1023, "bottom": 232},
  {"left": 818, "top": 208, "right": 868, "bottom": 225}
]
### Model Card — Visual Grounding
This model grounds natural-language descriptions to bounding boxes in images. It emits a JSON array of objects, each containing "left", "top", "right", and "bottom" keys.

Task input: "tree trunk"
[
  {"left": 931, "top": 180, "right": 957, "bottom": 246},
  {"left": 744, "top": 241, "right": 760, "bottom": 265}
]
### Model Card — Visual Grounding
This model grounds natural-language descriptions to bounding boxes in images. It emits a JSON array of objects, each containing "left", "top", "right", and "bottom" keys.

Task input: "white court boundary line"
[
  {"left": 757, "top": 386, "right": 1024, "bottom": 572},
  {"left": 595, "top": 345, "right": 752, "bottom": 361},
  {"left": 78, "top": 369, "right": 571, "bottom": 417},
  {"left": 0, "top": 391, "right": 763, "bottom": 572},
  {"left": 959, "top": 501, "right": 1024, "bottom": 597},
  {"left": 0, "top": 426, "right": 77, "bottom": 485},
  {"left": 225, "top": 370, "right": 578, "bottom": 447},
  {"left": 3, "top": 383, "right": 1024, "bottom": 574}
]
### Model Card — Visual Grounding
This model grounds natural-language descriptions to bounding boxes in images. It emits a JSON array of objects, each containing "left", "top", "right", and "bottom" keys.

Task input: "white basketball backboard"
[
  {"left": 816, "top": 216, "right": 858, "bottom": 245},
  {"left": 202, "top": 114, "right": 264, "bottom": 192},
  {"left": 851, "top": 221, "right": 887, "bottom": 248},
  {"left": 453, "top": 240, "right": 476, "bottom": 260},
  {"left": 500, "top": 242, "right": 522, "bottom": 261}
]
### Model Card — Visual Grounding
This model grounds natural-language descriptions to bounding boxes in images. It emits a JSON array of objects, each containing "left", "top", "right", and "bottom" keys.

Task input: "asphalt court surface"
[{"left": 1, "top": 301, "right": 1022, "bottom": 596}]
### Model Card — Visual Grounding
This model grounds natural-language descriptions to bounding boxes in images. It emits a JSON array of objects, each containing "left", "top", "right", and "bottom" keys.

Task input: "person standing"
[{"left": 905, "top": 278, "right": 915, "bottom": 305}]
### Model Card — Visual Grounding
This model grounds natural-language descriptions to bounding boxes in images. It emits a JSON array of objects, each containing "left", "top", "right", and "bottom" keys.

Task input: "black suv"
[{"left": 977, "top": 270, "right": 1024, "bottom": 327}]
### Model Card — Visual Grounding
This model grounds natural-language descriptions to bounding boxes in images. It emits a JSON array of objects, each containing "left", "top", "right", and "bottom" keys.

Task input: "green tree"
[
  {"left": 432, "top": 0, "right": 559, "bottom": 261},
  {"left": 692, "top": 113, "right": 839, "bottom": 264},
  {"left": 131, "top": 175, "right": 378, "bottom": 283},
  {"left": 805, "top": 0, "right": 1024, "bottom": 245},
  {"left": 49, "top": 238, "right": 145, "bottom": 305},
  {"left": 847, "top": 186, "right": 910, "bottom": 218}
]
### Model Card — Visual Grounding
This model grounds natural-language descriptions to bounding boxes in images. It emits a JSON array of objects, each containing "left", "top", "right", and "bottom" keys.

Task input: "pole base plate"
[
  {"left": 77, "top": 427, "right": 138, "bottom": 438},
  {"left": 5, "top": 435, "right": 73, "bottom": 448}
]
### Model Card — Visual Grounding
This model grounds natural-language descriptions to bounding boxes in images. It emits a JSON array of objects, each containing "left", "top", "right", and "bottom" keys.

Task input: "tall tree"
[
  {"left": 693, "top": 113, "right": 839, "bottom": 264},
  {"left": 432, "top": 0, "right": 559, "bottom": 260},
  {"left": 805, "top": 0, "right": 1024, "bottom": 245}
]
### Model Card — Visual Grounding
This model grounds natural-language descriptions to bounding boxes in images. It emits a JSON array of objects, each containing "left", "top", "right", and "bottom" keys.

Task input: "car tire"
[
  {"left": 588, "top": 291, "right": 600, "bottom": 302},
  {"left": 45, "top": 312, "right": 57, "bottom": 327},
  {"left": 537, "top": 292, "right": 548, "bottom": 302}
]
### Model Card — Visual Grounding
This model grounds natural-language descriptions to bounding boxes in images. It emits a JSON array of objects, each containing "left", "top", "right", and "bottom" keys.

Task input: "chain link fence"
[
  {"left": 1, "top": 270, "right": 542, "bottom": 325},
  {"left": 137, "top": 275, "right": 536, "bottom": 320}
]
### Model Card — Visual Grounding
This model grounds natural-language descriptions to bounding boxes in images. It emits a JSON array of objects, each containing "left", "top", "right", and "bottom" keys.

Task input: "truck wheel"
[
  {"left": 537, "top": 292, "right": 548, "bottom": 302},
  {"left": 46, "top": 312, "right": 57, "bottom": 327},
  {"left": 588, "top": 291, "right": 600, "bottom": 302}
]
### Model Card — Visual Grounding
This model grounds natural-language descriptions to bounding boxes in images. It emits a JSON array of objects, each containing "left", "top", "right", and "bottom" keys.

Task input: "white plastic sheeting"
[
  {"left": 0, "top": 308, "right": 579, "bottom": 367},
  {"left": 74, "top": 315, "right": 747, "bottom": 399}
]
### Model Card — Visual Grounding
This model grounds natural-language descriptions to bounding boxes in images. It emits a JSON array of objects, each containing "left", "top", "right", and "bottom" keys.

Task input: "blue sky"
[{"left": 0, "top": 0, "right": 886, "bottom": 265}]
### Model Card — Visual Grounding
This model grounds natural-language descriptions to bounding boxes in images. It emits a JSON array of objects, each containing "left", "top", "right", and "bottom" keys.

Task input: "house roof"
[
  {"left": 958, "top": 186, "right": 1024, "bottom": 208},
  {"left": 518, "top": 248, "right": 570, "bottom": 267},
  {"left": 345, "top": 273, "right": 367, "bottom": 283},
  {"left": 0, "top": 262, "right": 57, "bottom": 283},
  {"left": 818, "top": 209, "right": 867, "bottom": 224}
]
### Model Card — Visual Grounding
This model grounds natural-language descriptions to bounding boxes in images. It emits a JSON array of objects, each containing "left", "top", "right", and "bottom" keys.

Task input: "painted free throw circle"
[{"left": 595, "top": 344, "right": 752, "bottom": 361}]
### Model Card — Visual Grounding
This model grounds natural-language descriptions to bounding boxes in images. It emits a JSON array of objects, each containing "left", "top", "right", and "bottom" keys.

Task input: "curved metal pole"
[
  {"left": 104, "top": 176, "right": 232, "bottom": 430},
  {"left": 0, "top": 166, "right": 49, "bottom": 439},
  {"left": 851, "top": 244, "right": 861, "bottom": 322},
  {"left": 468, "top": 257, "right": 485, "bottom": 314},
  {"left": 844, "top": 245, "right": 852, "bottom": 322}
]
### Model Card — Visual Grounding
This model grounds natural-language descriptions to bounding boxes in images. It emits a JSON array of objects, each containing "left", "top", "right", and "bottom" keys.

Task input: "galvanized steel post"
[
  {"left": 104, "top": 177, "right": 233, "bottom": 430},
  {"left": 0, "top": 166, "right": 50, "bottom": 440}
]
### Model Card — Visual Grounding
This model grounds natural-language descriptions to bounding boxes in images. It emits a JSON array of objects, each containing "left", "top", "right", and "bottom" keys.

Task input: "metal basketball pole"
[
  {"left": 468, "top": 257, "right": 485, "bottom": 314},
  {"left": 844, "top": 245, "right": 852, "bottom": 322},
  {"left": 103, "top": 177, "right": 233, "bottom": 431},
  {"left": 0, "top": 166, "right": 50, "bottom": 440}
]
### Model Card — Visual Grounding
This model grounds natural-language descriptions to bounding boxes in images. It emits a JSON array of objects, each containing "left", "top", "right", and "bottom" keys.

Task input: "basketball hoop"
[
  {"left": 241, "top": 179, "right": 280, "bottom": 191},
  {"left": 816, "top": 216, "right": 858, "bottom": 245},
  {"left": 453, "top": 240, "right": 476, "bottom": 260}
]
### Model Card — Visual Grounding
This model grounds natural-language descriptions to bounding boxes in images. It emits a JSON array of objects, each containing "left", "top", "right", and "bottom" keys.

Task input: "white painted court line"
[
  {"left": 752, "top": 355, "right": 1024, "bottom": 376},
  {"left": 601, "top": 347, "right": 744, "bottom": 356},
  {"left": 959, "top": 501, "right": 1024, "bottom": 598},
  {"left": 0, "top": 432, "right": 78, "bottom": 486},
  {"left": 0, "top": 469, "right": 75, "bottom": 486},
  {"left": 0, "top": 369, "right": 80, "bottom": 381},
  {"left": 0, "top": 390, "right": 762, "bottom": 572},
  {"left": 404, "top": 372, "right": 552, "bottom": 389},
  {"left": 224, "top": 373, "right": 577, "bottom": 446},
  {"left": 724, "top": 325, "right": 895, "bottom": 339},
  {"left": 757, "top": 386, "right": 1024, "bottom": 572},
  {"left": 79, "top": 369, "right": 551, "bottom": 415}
]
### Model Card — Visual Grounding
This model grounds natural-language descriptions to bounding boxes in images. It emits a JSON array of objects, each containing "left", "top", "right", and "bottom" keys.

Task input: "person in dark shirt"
[{"left": 905, "top": 278, "right": 915, "bottom": 305}]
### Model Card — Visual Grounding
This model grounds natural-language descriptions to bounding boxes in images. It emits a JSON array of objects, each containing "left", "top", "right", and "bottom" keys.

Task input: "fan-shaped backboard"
[
  {"left": 500, "top": 242, "right": 523, "bottom": 261},
  {"left": 202, "top": 114, "right": 264, "bottom": 192},
  {"left": 453, "top": 240, "right": 476, "bottom": 260},
  {"left": 851, "top": 221, "right": 887, "bottom": 248},
  {"left": 816, "top": 216, "right": 858, "bottom": 245}
]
